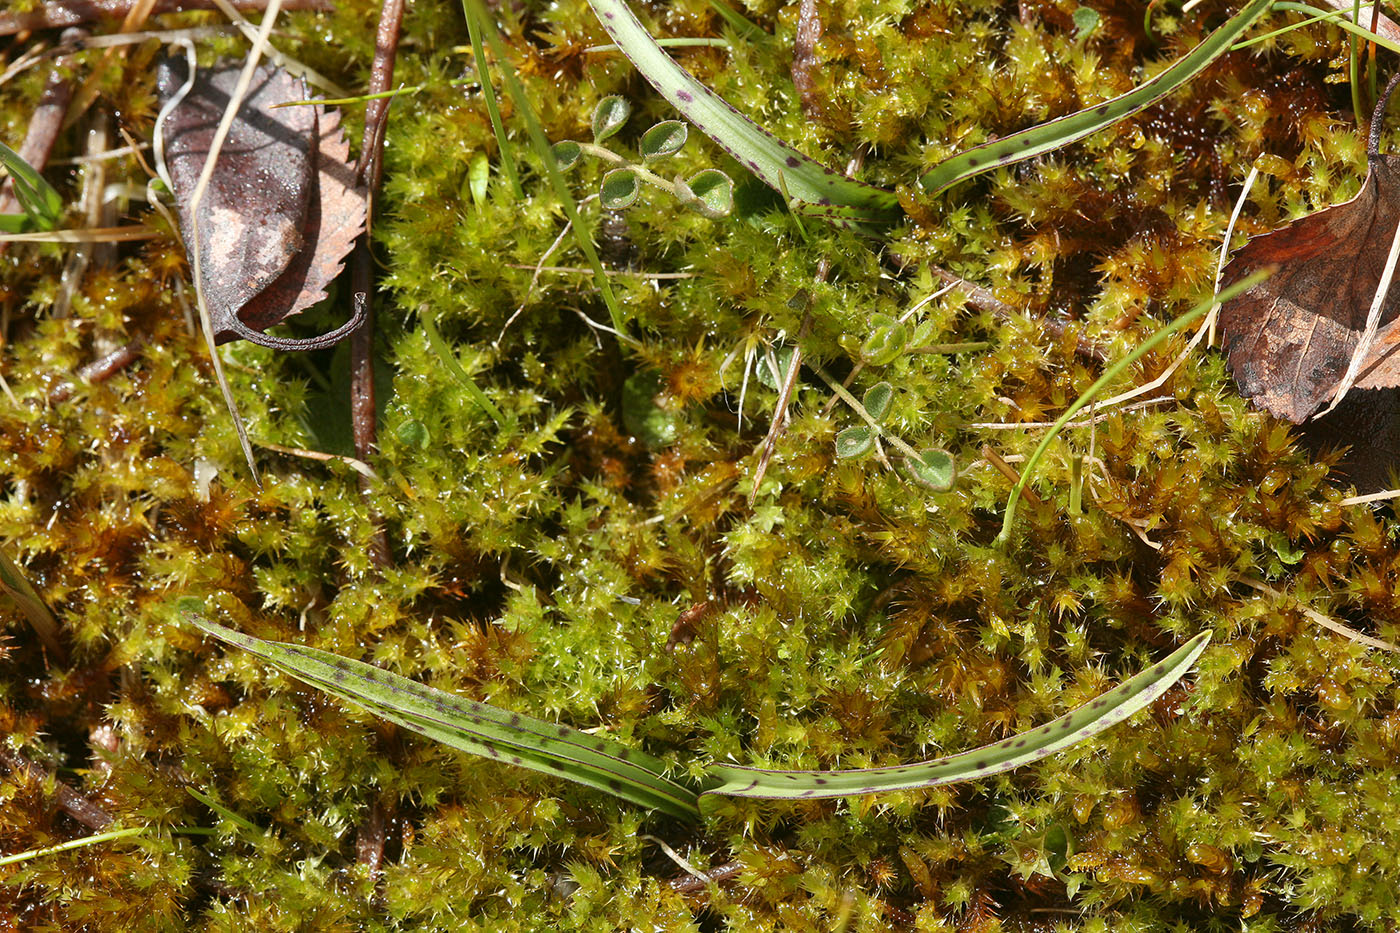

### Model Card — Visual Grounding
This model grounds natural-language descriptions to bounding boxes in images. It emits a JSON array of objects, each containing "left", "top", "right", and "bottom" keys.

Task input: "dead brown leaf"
[
  {"left": 1218, "top": 74, "right": 1400, "bottom": 423},
  {"left": 157, "top": 57, "right": 366, "bottom": 350}
]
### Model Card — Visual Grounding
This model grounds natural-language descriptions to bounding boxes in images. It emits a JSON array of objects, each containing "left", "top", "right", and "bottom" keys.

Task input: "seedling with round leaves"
[{"left": 553, "top": 95, "right": 735, "bottom": 218}]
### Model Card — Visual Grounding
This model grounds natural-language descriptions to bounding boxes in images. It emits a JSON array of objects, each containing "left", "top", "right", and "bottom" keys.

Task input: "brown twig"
[
  {"left": 355, "top": 799, "right": 388, "bottom": 876},
  {"left": 0, "top": 749, "right": 113, "bottom": 831},
  {"left": 929, "top": 266, "right": 1106, "bottom": 362},
  {"left": 347, "top": 0, "right": 404, "bottom": 570},
  {"left": 790, "top": 0, "right": 824, "bottom": 120},
  {"left": 668, "top": 860, "right": 743, "bottom": 893},
  {"left": 0, "top": 0, "right": 330, "bottom": 35},
  {"left": 48, "top": 343, "right": 141, "bottom": 403},
  {"left": 750, "top": 310, "right": 812, "bottom": 501},
  {"left": 980, "top": 444, "right": 1043, "bottom": 507}
]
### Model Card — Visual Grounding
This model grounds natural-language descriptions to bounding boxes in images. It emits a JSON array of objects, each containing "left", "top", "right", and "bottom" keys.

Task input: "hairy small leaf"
[
  {"left": 905, "top": 448, "right": 956, "bottom": 491},
  {"left": 863, "top": 381, "right": 894, "bottom": 422},
  {"left": 592, "top": 95, "right": 631, "bottom": 143},
  {"left": 640, "top": 120, "right": 687, "bottom": 161},
  {"left": 600, "top": 167, "right": 641, "bottom": 209},
  {"left": 835, "top": 424, "right": 875, "bottom": 459}
]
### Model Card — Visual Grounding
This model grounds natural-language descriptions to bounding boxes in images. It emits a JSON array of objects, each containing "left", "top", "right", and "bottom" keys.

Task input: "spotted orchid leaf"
[
  {"left": 701, "top": 632, "right": 1210, "bottom": 800},
  {"left": 187, "top": 607, "right": 1208, "bottom": 815},
  {"left": 584, "top": 0, "right": 900, "bottom": 232},
  {"left": 920, "top": 0, "right": 1271, "bottom": 195},
  {"left": 184, "top": 610, "right": 702, "bottom": 820}
]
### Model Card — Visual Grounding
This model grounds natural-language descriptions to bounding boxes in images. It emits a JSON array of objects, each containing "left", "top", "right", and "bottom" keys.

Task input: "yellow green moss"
[{"left": 1, "top": 0, "right": 1399, "bottom": 929}]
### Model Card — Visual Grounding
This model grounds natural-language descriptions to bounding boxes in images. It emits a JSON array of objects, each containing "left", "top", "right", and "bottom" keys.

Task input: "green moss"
[{"left": 3, "top": 0, "right": 1400, "bottom": 929}]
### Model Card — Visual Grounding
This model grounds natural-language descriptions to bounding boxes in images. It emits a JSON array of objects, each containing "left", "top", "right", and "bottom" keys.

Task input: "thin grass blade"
[
  {"left": 0, "top": 141, "right": 63, "bottom": 230},
  {"left": 185, "top": 611, "right": 701, "bottom": 819},
  {"left": 920, "top": 0, "right": 1272, "bottom": 195},
  {"left": 702, "top": 631, "right": 1210, "bottom": 799},
  {"left": 462, "top": 0, "right": 632, "bottom": 338},
  {"left": 0, "top": 545, "right": 65, "bottom": 662},
  {"left": 584, "top": 0, "right": 899, "bottom": 231}
]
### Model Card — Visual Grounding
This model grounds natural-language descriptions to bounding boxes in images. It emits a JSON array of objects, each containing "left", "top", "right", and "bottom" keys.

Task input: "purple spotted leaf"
[
  {"left": 584, "top": 0, "right": 897, "bottom": 231},
  {"left": 701, "top": 632, "right": 1210, "bottom": 799},
  {"left": 158, "top": 57, "right": 367, "bottom": 350}
]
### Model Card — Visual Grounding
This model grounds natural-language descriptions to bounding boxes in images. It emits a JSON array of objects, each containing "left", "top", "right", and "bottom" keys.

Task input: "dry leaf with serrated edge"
[
  {"left": 1218, "top": 76, "right": 1400, "bottom": 423},
  {"left": 158, "top": 57, "right": 366, "bottom": 350}
]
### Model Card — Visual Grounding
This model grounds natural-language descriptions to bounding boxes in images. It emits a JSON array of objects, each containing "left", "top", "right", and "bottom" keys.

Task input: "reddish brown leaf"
[
  {"left": 157, "top": 57, "right": 366, "bottom": 350},
  {"left": 1218, "top": 76, "right": 1400, "bottom": 423}
]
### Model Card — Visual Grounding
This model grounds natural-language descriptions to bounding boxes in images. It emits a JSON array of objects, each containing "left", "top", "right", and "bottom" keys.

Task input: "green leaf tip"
[
  {"left": 701, "top": 632, "right": 1211, "bottom": 800},
  {"left": 919, "top": 0, "right": 1271, "bottom": 195},
  {"left": 584, "top": 0, "right": 899, "bottom": 231},
  {"left": 182, "top": 611, "right": 703, "bottom": 820},
  {"left": 0, "top": 141, "right": 63, "bottom": 231}
]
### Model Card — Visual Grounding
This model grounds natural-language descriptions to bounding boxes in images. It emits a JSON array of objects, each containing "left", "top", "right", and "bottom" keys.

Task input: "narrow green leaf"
[
  {"left": 461, "top": 4, "right": 523, "bottom": 199},
  {"left": 919, "top": 0, "right": 1272, "bottom": 195},
  {"left": 640, "top": 120, "right": 688, "bottom": 161},
  {"left": 584, "top": 0, "right": 899, "bottom": 231},
  {"left": 904, "top": 448, "right": 956, "bottom": 492},
  {"left": 0, "top": 545, "right": 64, "bottom": 662},
  {"left": 592, "top": 95, "right": 632, "bottom": 143},
  {"left": 995, "top": 270, "right": 1269, "bottom": 545},
  {"left": 702, "top": 632, "right": 1211, "bottom": 800},
  {"left": 0, "top": 141, "right": 62, "bottom": 230},
  {"left": 0, "top": 214, "right": 29, "bottom": 234},
  {"left": 184, "top": 611, "right": 703, "bottom": 820},
  {"left": 461, "top": 0, "right": 631, "bottom": 339},
  {"left": 420, "top": 315, "right": 506, "bottom": 425},
  {"left": 707, "top": 0, "right": 769, "bottom": 41},
  {"left": 600, "top": 168, "right": 641, "bottom": 209},
  {"left": 834, "top": 425, "right": 875, "bottom": 459},
  {"left": 862, "top": 382, "right": 894, "bottom": 422}
]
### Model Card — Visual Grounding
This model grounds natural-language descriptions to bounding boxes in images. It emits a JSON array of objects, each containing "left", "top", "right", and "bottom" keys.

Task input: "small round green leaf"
[
  {"left": 905, "top": 448, "right": 956, "bottom": 491},
  {"left": 396, "top": 419, "right": 431, "bottom": 450},
  {"left": 467, "top": 151, "right": 492, "bottom": 204},
  {"left": 683, "top": 169, "right": 733, "bottom": 218},
  {"left": 909, "top": 319, "right": 936, "bottom": 349},
  {"left": 862, "top": 382, "right": 894, "bottom": 422},
  {"left": 756, "top": 347, "right": 796, "bottom": 390},
  {"left": 622, "top": 370, "right": 679, "bottom": 446},
  {"left": 640, "top": 120, "right": 688, "bottom": 161},
  {"left": 835, "top": 425, "right": 875, "bottom": 459},
  {"left": 552, "top": 140, "right": 582, "bottom": 171},
  {"left": 592, "top": 95, "right": 631, "bottom": 143},
  {"left": 600, "top": 168, "right": 641, "bottom": 210},
  {"left": 861, "top": 314, "right": 908, "bottom": 366},
  {"left": 1072, "top": 5, "right": 1100, "bottom": 40}
]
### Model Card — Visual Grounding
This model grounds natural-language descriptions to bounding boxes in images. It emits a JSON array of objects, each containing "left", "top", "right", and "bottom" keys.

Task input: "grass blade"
[
  {"left": 184, "top": 610, "right": 701, "bottom": 819},
  {"left": 584, "top": 0, "right": 900, "bottom": 231},
  {"left": 920, "top": 0, "right": 1272, "bottom": 195},
  {"left": 462, "top": 0, "right": 632, "bottom": 338},
  {"left": 420, "top": 314, "right": 505, "bottom": 424},
  {"left": 0, "top": 141, "right": 63, "bottom": 231},
  {"left": 702, "top": 632, "right": 1210, "bottom": 800},
  {"left": 994, "top": 270, "right": 1268, "bottom": 546},
  {"left": 0, "top": 545, "right": 65, "bottom": 663}
]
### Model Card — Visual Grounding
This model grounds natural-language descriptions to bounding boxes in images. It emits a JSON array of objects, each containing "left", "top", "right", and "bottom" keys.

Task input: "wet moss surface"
[{"left": 2, "top": 0, "right": 1400, "bottom": 928}]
